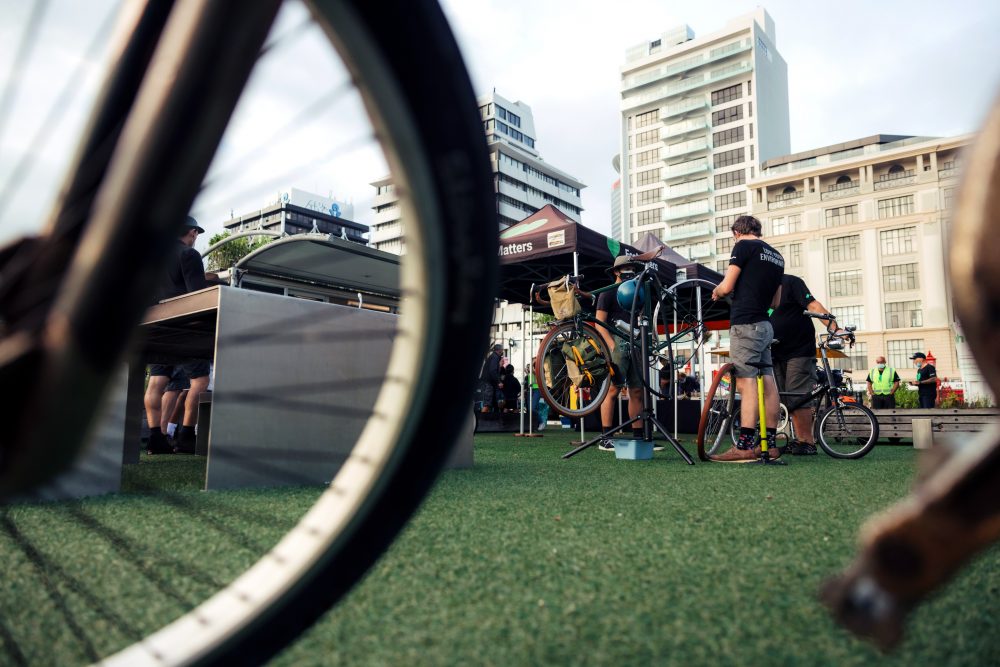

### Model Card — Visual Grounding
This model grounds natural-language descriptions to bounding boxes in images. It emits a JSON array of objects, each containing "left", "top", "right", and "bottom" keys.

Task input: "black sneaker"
[
  {"left": 788, "top": 441, "right": 818, "bottom": 456},
  {"left": 173, "top": 430, "right": 197, "bottom": 455},
  {"left": 147, "top": 430, "right": 173, "bottom": 455},
  {"left": 598, "top": 438, "right": 615, "bottom": 452}
]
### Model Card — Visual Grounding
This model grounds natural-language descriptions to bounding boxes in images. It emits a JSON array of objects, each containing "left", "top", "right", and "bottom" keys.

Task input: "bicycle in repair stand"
[
  {"left": 532, "top": 258, "right": 722, "bottom": 463},
  {"left": 697, "top": 312, "right": 879, "bottom": 463}
]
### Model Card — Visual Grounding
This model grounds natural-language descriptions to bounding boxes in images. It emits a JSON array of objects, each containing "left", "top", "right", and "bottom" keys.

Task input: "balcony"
[
  {"left": 666, "top": 179, "right": 712, "bottom": 202},
  {"left": 767, "top": 190, "right": 804, "bottom": 210},
  {"left": 821, "top": 181, "right": 860, "bottom": 201},
  {"left": 685, "top": 244, "right": 713, "bottom": 259},
  {"left": 664, "top": 199, "right": 711, "bottom": 221},
  {"left": 874, "top": 169, "right": 916, "bottom": 191},
  {"left": 665, "top": 137, "right": 712, "bottom": 159},
  {"left": 664, "top": 157, "right": 710, "bottom": 181},
  {"left": 664, "top": 118, "right": 709, "bottom": 140},
  {"left": 665, "top": 220, "right": 712, "bottom": 241},
  {"left": 661, "top": 98, "right": 708, "bottom": 120},
  {"left": 938, "top": 161, "right": 958, "bottom": 179}
]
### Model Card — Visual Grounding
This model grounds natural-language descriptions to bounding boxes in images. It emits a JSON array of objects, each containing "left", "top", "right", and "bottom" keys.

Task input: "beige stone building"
[{"left": 746, "top": 133, "right": 977, "bottom": 389}]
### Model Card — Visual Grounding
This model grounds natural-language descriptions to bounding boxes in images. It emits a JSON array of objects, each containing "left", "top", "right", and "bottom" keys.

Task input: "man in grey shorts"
[
  {"left": 771, "top": 274, "right": 842, "bottom": 455},
  {"left": 711, "top": 215, "right": 784, "bottom": 462}
]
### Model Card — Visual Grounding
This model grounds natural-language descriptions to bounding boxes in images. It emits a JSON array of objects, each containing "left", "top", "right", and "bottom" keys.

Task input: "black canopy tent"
[{"left": 497, "top": 205, "right": 678, "bottom": 305}]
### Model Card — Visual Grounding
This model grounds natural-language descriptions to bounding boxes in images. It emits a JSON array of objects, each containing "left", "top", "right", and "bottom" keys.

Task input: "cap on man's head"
[
  {"left": 606, "top": 254, "right": 643, "bottom": 276},
  {"left": 493, "top": 343, "right": 503, "bottom": 350},
  {"left": 184, "top": 215, "right": 205, "bottom": 234},
  {"left": 910, "top": 352, "right": 926, "bottom": 360}
]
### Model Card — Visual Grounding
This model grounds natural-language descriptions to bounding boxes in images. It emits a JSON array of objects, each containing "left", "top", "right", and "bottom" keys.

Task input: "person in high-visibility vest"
[{"left": 866, "top": 355, "right": 901, "bottom": 409}]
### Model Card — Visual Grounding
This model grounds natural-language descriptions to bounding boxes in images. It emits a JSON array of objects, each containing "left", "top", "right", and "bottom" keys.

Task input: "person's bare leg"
[
  {"left": 763, "top": 375, "right": 780, "bottom": 429},
  {"left": 791, "top": 407, "right": 814, "bottom": 444},
  {"left": 737, "top": 376, "right": 758, "bottom": 429},
  {"left": 627, "top": 387, "right": 643, "bottom": 432},
  {"left": 183, "top": 377, "right": 209, "bottom": 427},
  {"left": 160, "top": 390, "right": 180, "bottom": 432},
  {"left": 600, "top": 386, "right": 618, "bottom": 431},
  {"left": 145, "top": 375, "right": 169, "bottom": 429}
]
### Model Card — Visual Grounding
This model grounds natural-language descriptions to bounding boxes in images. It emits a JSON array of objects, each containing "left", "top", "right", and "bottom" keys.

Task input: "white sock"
[{"left": 166, "top": 423, "right": 177, "bottom": 437}]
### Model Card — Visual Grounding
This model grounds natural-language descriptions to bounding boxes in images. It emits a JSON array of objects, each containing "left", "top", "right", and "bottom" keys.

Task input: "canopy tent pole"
[
  {"left": 519, "top": 303, "right": 526, "bottom": 435},
  {"left": 674, "top": 303, "right": 679, "bottom": 440},
  {"left": 697, "top": 287, "right": 706, "bottom": 414}
]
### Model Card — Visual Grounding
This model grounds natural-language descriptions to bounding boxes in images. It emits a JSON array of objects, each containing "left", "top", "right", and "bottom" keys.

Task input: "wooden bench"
[{"left": 871, "top": 408, "right": 1000, "bottom": 443}]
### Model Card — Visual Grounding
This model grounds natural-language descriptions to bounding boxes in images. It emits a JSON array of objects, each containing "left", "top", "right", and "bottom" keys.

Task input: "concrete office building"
[
  {"left": 618, "top": 8, "right": 790, "bottom": 269},
  {"left": 369, "top": 91, "right": 586, "bottom": 254},
  {"left": 747, "top": 133, "right": 981, "bottom": 393},
  {"left": 224, "top": 187, "right": 366, "bottom": 244}
]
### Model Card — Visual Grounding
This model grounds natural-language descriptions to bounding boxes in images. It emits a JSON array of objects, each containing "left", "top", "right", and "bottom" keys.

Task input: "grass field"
[{"left": 1, "top": 434, "right": 998, "bottom": 665}]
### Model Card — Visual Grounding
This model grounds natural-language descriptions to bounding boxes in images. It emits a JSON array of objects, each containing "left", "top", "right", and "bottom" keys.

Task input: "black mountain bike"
[{"left": 0, "top": 1, "right": 495, "bottom": 664}]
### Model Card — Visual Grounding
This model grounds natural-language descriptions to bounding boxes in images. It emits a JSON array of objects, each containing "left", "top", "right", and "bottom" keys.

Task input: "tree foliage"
[{"left": 205, "top": 231, "right": 275, "bottom": 271}]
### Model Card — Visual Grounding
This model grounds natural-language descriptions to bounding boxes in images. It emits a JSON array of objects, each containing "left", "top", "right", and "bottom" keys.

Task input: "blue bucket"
[{"left": 613, "top": 439, "right": 653, "bottom": 460}]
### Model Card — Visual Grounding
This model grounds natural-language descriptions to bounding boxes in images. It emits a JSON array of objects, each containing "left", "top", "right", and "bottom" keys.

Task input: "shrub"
[{"left": 893, "top": 384, "right": 920, "bottom": 409}]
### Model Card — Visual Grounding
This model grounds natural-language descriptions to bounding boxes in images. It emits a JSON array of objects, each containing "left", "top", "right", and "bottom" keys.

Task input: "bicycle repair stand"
[{"left": 562, "top": 313, "right": 694, "bottom": 464}]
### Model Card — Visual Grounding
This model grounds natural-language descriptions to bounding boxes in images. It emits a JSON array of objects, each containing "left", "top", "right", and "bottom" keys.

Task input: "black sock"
[
  {"left": 178, "top": 425, "right": 195, "bottom": 441},
  {"left": 632, "top": 427, "right": 644, "bottom": 440},
  {"left": 765, "top": 428, "right": 777, "bottom": 447},
  {"left": 737, "top": 426, "right": 756, "bottom": 449},
  {"left": 740, "top": 427, "right": 755, "bottom": 438}
]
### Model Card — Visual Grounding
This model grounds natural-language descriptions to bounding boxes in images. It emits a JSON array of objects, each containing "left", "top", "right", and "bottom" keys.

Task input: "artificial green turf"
[{"left": 0, "top": 436, "right": 997, "bottom": 666}]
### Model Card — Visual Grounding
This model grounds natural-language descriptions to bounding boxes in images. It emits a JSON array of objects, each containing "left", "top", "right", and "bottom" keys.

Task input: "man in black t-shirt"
[
  {"left": 771, "top": 274, "right": 841, "bottom": 455},
  {"left": 711, "top": 215, "right": 784, "bottom": 462},
  {"left": 909, "top": 352, "right": 938, "bottom": 408}
]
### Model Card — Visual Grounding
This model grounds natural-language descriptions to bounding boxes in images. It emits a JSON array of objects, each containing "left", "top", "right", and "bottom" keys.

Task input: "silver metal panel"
[
  {"left": 29, "top": 366, "right": 128, "bottom": 500},
  {"left": 205, "top": 287, "right": 395, "bottom": 490}
]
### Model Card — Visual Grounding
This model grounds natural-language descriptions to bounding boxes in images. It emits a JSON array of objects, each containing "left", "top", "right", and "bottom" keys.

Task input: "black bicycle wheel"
[
  {"left": 815, "top": 402, "right": 879, "bottom": 459},
  {"left": 697, "top": 363, "right": 737, "bottom": 461},
  {"left": 535, "top": 321, "right": 612, "bottom": 418},
  {"left": 0, "top": 0, "right": 496, "bottom": 664}
]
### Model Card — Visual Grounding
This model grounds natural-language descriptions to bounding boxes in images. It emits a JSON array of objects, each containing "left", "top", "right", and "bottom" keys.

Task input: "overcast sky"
[
  {"left": 2, "top": 0, "right": 999, "bottom": 246},
  {"left": 442, "top": 0, "right": 1000, "bottom": 235}
]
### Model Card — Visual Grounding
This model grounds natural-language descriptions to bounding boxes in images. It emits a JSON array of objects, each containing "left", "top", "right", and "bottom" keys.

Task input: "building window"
[
  {"left": 636, "top": 168, "right": 661, "bottom": 186},
  {"left": 635, "top": 148, "right": 661, "bottom": 167},
  {"left": 826, "top": 235, "right": 861, "bottom": 263},
  {"left": 836, "top": 305, "right": 865, "bottom": 330},
  {"left": 883, "top": 263, "right": 920, "bottom": 292},
  {"left": 714, "top": 169, "right": 745, "bottom": 190},
  {"left": 831, "top": 341, "right": 867, "bottom": 372},
  {"left": 888, "top": 339, "right": 924, "bottom": 368},
  {"left": 711, "top": 84, "right": 742, "bottom": 106},
  {"left": 787, "top": 243, "right": 802, "bottom": 268},
  {"left": 713, "top": 126, "right": 744, "bottom": 148},
  {"left": 771, "top": 213, "right": 802, "bottom": 236},
  {"left": 942, "top": 187, "right": 955, "bottom": 212},
  {"left": 880, "top": 227, "right": 917, "bottom": 255},
  {"left": 713, "top": 147, "right": 745, "bottom": 168},
  {"left": 824, "top": 204, "right": 858, "bottom": 227},
  {"left": 637, "top": 188, "right": 662, "bottom": 205},
  {"left": 715, "top": 213, "right": 740, "bottom": 233},
  {"left": 878, "top": 194, "right": 915, "bottom": 218},
  {"left": 635, "top": 129, "right": 659, "bottom": 148},
  {"left": 715, "top": 191, "right": 746, "bottom": 211},
  {"left": 635, "top": 208, "right": 661, "bottom": 226},
  {"left": 711, "top": 105, "right": 744, "bottom": 127},
  {"left": 885, "top": 301, "right": 923, "bottom": 328},
  {"left": 635, "top": 109, "right": 658, "bottom": 128},
  {"left": 716, "top": 259, "right": 729, "bottom": 272},
  {"left": 716, "top": 236, "right": 734, "bottom": 255},
  {"left": 829, "top": 269, "right": 863, "bottom": 297}
]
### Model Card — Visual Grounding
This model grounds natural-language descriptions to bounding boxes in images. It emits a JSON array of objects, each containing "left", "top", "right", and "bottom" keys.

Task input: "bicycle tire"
[
  {"left": 729, "top": 401, "right": 791, "bottom": 445},
  {"left": 1, "top": 0, "right": 496, "bottom": 665},
  {"left": 697, "top": 362, "right": 737, "bottom": 461},
  {"left": 814, "top": 403, "right": 879, "bottom": 459},
  {"left": 534, "top": 321, "right": 612, "bottom": 418}
]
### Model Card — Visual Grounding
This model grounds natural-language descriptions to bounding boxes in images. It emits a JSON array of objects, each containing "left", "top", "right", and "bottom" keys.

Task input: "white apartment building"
[
  {"left": 619, "top": 8, "right": 790, "bottom": 269},
  {"left": 369, "top": 91, "right": 586, "bottom": 254},
  {"left": 747, "top": 133, "right": 977, "bottom": 390}
]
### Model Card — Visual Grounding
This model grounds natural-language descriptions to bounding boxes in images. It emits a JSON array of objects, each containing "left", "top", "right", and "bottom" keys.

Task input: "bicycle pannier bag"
[
  {"left": 546, "top": 276, "right": 582, "bottom": 320},
  {"left": 560, "top": 335, "right": 610, "bottom": 388}
]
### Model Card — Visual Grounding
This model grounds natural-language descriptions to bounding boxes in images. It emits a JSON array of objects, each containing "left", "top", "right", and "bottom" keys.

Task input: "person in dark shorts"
[
  {"left": 144, "top": 216, "right": 213, "bottom": 455},
  {"left": 909, "top": 352, "right": 938, "bottom": 408},
  {"left": 771, "top": 274, "right": 842, "bottom": 456},
  {"left": 866, "top": 355, "right": 900, "bottom": 409},
  {"left": 594, "top": 249, "right": 668, "bottom": 451},
  {"left": 710, "top": 215, "right": 784, "bottom": 462}
]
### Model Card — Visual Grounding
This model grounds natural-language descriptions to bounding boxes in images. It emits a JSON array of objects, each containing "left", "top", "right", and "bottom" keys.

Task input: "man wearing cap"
[
  {"left": 482, "top": 343, "right": 505, "bottom": 414},
  {"left": 594, "top": 249, "right": 667, "bottom": 451},
  {"left": 909, "top": 352, "right": 937, "bottom": 408},
  {"left": 144, "top": 216, "right": 214, "bottom": 455}
]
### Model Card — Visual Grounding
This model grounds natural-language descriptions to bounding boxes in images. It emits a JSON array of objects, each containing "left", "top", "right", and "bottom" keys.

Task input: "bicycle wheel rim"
[
  {"left": 1, "top": 0, "right": 496, "bottom": 664},
  {"left": 816, "top": 404, "right": 878, "bottom": 459},
  {"left": 697, "top": 363, "right": 737, "bottom": 461},
  {"left": 535, "top": 322, "right": 610, "bottom": 419}
]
